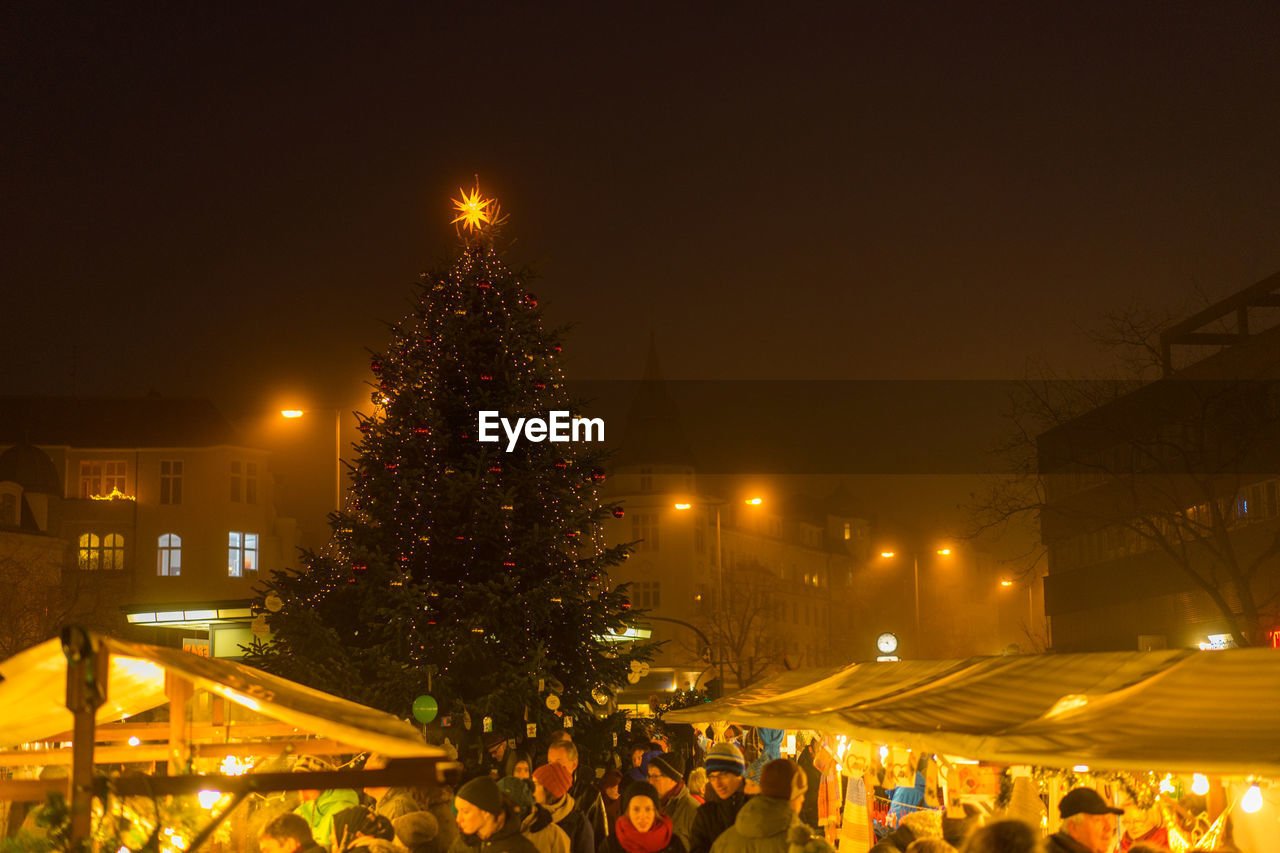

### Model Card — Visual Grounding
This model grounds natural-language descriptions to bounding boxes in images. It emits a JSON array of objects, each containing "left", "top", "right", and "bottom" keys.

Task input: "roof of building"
[
  {"left": 612, "top": 337, "right": 698, "bottom": 468},
  {"left": 0, "top": 443, "right": 61, "bottom": 495},
  {"left": 0, "top": 396, "right": 243, "bottom": 448}
]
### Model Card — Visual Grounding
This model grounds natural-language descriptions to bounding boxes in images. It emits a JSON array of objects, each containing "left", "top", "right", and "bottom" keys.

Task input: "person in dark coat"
[
  {"left": 794, "top": 742, "right": 821, "bottom": 830},
  {"left": 605, "top": 782, "right": 686, "bottom": 853},
  {"left": 600, "top": 770, "right": 624, "bottom": 830},
  {"left": 709, "top": 759, "right": 806, "bottom": 853},
  {"left": 1045, "top": 789, "right": 1121, "bottom": 853},
  {"left": 449, "top": 776, "right": 539, "bottom": 853},
  {"left": 687, "top": 744, "right": 749, "bottom": 853},
  {"left": 536, "top": 761, "right": 595, "bottom": 853}
]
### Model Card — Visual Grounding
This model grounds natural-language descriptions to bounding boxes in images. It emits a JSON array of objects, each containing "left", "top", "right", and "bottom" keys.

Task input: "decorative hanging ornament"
[
  {"left": 629, "top": 660, "right": 645, "bottom": 675},
  {"left": 463, "top": 710, "right": 473, "bottom": 730},
  {"left": 612, "top": 507, "right": 625, "bottom": 518},
  {"left": 546, "top": 694, "right": 561, "bottom": 711},
  {"left": 627, "top": 672, "right": 641, "bottom": 685},
  {"left": 411, "top": 695, "right": 438, "bottom": 724},
  {"left": 264, "top": 593, "right": 284, "bottom": 613},
  {"left": 523, "top": 292, "right": 539, "bottom": 308},
  {"left": 592, "top": 687, "right": 610, "bottom": 705},
  {"left": 371, "top": 359, "right": 383, "bottom": 373}
]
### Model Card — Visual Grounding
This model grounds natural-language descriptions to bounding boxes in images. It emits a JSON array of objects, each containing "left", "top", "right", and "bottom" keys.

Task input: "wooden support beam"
[
  {"left": 166, "top": 671, "right": 193, "bottom": 775},
  {"left": 62, "top": 627, "right": 109, "bottom": 845},
  {"left": 0, "top": 738, "right": 367, "bottom": 768},
  {"left": 0, "top": 760, "right": 460, "bottom": 804},
  {"left": 38, "top": 721, "right": 309, "bottom": 744}
]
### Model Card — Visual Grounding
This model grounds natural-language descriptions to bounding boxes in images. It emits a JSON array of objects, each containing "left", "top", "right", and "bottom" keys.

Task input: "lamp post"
[
  {"left": 281, "top": 408, "right": 343, "bottom": 513},
  {"left": 879, "top": 545, "right": 951, "bottom": 653},
  {"left": 674, "top": 496, "right": 763, "bottom": 694},
  {"left": 1000, "top": 577, "right": 1036, "bottom": 629}
]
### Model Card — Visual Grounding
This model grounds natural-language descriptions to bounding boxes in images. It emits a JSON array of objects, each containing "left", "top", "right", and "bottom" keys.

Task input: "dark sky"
[{"left": 4, "top": 2, "right": 1280, "bottom": 414}]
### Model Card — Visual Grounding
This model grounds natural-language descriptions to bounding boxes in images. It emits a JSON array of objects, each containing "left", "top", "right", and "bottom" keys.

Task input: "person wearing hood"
[
  {"left": 535, "top": 762, "right": 595, "bottom": 853},
  {"left": 688, "top": 744, "right": 750, "bottom": 853},
  {"left": 600, "top": 770, "right": 624, "bottom": 829},
  {"left": 448, "top": 776, "right": 538, "bottom": 853},
  {"left": 291, "top": 756, "right": 361, "bottom": 848},
  {"left": 647, "top": 755, "right": 699, "bottom": 850},
  {"left": 499, "top": 776, "right": 570, "bottom": 853},
  {"left": 605, "top": 782, "right": 685, "bottom": 853},
  {"left": 709, "top": 759, "right": 806, "bottom": 853}
]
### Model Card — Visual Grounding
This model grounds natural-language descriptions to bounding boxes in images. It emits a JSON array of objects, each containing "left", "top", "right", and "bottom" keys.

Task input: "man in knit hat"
[
  {"left": 646, "top": 753, "right": 699, "bottom": 849},
  {"left": 451, "top": 776, "right": 538, "bottom": 853},
  {"left": 688, "top": 743, "right": 750, "bottom": 853},
  {"left": 534, "top": 763, "right": 594, "bottom": 853},
  {"left": 709, "top": 758, "right": 805, "bottom": 853}
]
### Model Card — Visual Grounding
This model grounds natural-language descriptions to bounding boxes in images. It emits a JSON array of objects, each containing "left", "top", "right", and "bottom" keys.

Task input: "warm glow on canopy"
[
  {"left": 1242, "top": 784, "right": 1263, "bottom": 813},
  {"left": 452, "top": 183, "right": 495, "bottom": 233},
  {"left": 1192, "top": 773, "right": 1210, "bottom": 795}
]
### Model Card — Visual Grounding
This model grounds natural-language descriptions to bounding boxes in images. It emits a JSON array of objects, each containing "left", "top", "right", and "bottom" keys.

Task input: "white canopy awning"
[
  {"left": 666, "top": 648, "right": 1280, "bottom": 775},
  {"left": 0, "top": 633, "right": 441, "bottom": 758}
]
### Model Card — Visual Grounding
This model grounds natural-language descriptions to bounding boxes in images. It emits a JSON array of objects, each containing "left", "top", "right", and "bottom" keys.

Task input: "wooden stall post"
[
  {"left": 62, "top": 626, "right": 109, "bottom": 846},
  {"left": 166, "top": 672, "right": 193, "bottom": 775}
]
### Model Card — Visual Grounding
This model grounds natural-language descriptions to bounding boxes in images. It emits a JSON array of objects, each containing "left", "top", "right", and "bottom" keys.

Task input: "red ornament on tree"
[
  {"left": 371, "top": 358, "right": 384, "bottom": 373},
  {"left": 523, "top": 292, "right": 539, "bottom": 308},
  {"left": 612, "top": 507, "right": 625, "bottom": 518}
]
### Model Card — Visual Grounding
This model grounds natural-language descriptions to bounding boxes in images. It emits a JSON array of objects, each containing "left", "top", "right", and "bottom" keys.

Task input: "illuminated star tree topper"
[{"left": 451, "top": 177, "right": 507, "bottom": 243}]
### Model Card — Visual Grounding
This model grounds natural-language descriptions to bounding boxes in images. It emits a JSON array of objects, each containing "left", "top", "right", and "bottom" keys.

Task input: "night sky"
[{"left": 5, "top": 2, "right": 1280, "bottom": 416}]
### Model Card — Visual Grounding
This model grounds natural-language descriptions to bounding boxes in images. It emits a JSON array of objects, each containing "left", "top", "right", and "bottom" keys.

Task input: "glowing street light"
[
  {"left": 281, "top": 408, "right": 343, "bottom": 513},
  {"left": 879, "top": 545, "right": 952, "bottom": 646}
]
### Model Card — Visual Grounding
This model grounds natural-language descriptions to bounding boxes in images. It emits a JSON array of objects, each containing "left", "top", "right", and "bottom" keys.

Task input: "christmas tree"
[{"left": 247, "top": 182, "right": 653, "bottom": 738}]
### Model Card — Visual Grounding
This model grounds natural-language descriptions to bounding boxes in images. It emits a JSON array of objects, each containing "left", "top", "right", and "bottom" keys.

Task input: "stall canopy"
[
  {"left": 0, "top": 633, "right": 441, "bottom": 758},
  {"left": 665, "top": 648, "right": 1280, "bottom": 776}
]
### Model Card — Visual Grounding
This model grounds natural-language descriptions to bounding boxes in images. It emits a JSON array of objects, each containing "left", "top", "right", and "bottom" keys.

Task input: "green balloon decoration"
[{"left": 412, "top": 694, "right": 438, "bottom": 724}]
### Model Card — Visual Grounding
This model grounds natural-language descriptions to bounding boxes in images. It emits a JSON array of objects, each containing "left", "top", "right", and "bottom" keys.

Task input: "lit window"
[
  {"left": 104, "top": 461, "right": 126, "bottom": 495},
  {"left": 78, "top": 533, "right": 101, "bottom": 570},
  {"left": 80, "top": 462, "right": 102, "bottom": 498},
  {"left": 160, "top": 461, "right": 183, "bottom": 505},
  {"left": 228, "top": 531, "right": 259, "bottom": 577},
  {"left": 102, "top": 533, "right": 125, "bottom": 570},
  {"left": 158, "top": 534, "right": 182, "bottom": 576},
  {"left": 843, "top": 522, "right": 851, "bottom": 540}
]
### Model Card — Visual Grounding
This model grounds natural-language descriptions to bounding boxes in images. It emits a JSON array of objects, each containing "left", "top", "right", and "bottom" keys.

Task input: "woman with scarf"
[{"left": 605, "top": 782, "right": 685, "bottom": 853}]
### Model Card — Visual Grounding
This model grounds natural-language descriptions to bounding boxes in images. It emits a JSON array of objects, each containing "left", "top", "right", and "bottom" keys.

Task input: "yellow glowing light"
[
  {"left": 1073, "top": 764, "right": 1090, "bottom": 772},
  {"left": 1001, "top": 580, "right": 1014, "bottom": 587},
  {"left": 281, "top": 409, "right": 303, "bottom": 418},
  {"left": 937, "top": 548, "right": 951, "bottom": 556},
  {"left": 1241, "top": 784, "right": 1263, "bottom": 813},
  {"left": 880, "top": 551, "right": 895, "bottom": 558},
  {"left": 197, "top": 790, "right": 220, "bottom": 810},
  {"left": 674, "top": 503, "right": 692, "bottom": 510},
  {"left": 89, "top": 487, "right": 135, "bottom": 501},
  {"left": 1192, "top": 773, "right": 1209, "bottom": 795},
  {"left": 221, "top": 755, "right": 248, "bottom": 776},
  {"left": 127, "top": 736, "right": 141, "bottom": 746},
  {"left": 451, "top": 184, "right": 494, "bottom": 233},
  {"left": 745, "top": 497, "right": 763, "bottom": 505}
]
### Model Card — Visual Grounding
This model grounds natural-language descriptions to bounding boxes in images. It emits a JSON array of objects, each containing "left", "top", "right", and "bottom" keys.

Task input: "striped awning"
[{"left": 665, "top": 648, "right": 1280, "bottom": 775}]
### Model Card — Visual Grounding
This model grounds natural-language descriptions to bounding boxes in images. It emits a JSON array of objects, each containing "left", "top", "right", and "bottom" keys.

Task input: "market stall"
[
  {"left": 0, "top": 627, "right": 452, "bottom": 852},
  {"left": 666, "top": 648, "right": 1280, "bottom": 851}
]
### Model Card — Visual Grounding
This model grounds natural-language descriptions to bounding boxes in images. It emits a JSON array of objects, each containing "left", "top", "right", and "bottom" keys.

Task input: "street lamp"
[
  {"left": 999, "top": 577, "right": 1036, "bottom": 629},
  {"left": 879, "top": 546, "right": 952, "bottom": 649},
  {"left": 281, "top": 408, "right": 343, "bottom": 513},
  {"left": 673, "top": 496, "right": 764, "bottom": 693}
]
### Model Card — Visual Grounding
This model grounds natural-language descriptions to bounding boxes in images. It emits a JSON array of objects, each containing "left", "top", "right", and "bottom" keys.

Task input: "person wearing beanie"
[
  {"left": 646, "top": 755, "right": 699, "bottom": 850},
  {"left": 605, "top": 782, "right": 686, "bottom": 853},
  {"left": 869, "top": 809, "right": 942, "bottom": 853},
  {"left": 392, "top": 811, "right": 441, "bottom": 853},
  {"left": 688, "top": 744, "right": 749, "bottom": 853},
  {"left": 600, "top": 770, "right": 624, "bottom": 828},
  {"left": 500, "top": 775, "right": 570, "bottom": 853},
  {"left": 709, "top": 759, "right": 804, "bottom": 853},
  {"left": 534, "top": 763, "right": 594, "bottom": 853},
  {"left": 449, "top": 776, "right": 539, "bottom": 853}
]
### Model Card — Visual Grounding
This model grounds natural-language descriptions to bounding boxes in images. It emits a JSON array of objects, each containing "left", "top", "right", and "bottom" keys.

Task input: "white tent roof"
[
  {"left": 0, "top": 634, "right": 441, "bottom": 758},
  {"left": 666, "top": 648, "right": 1280, "bottom": 775}
]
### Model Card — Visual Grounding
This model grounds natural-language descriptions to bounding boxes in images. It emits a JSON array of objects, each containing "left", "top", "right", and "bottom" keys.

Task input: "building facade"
[{"left": 0, "top": 397, "right": 297, "bottom": 657}]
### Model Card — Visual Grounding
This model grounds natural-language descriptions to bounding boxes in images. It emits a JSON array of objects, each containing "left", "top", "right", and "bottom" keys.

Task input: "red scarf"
[{"left": 615, "top": 815, "right": 673, "bottom": 853}]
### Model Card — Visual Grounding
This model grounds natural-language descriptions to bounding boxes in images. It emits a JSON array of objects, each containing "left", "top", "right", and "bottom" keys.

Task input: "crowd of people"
[{"left": 259, "top": 729, "right": 1227, "bottom": 853}]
